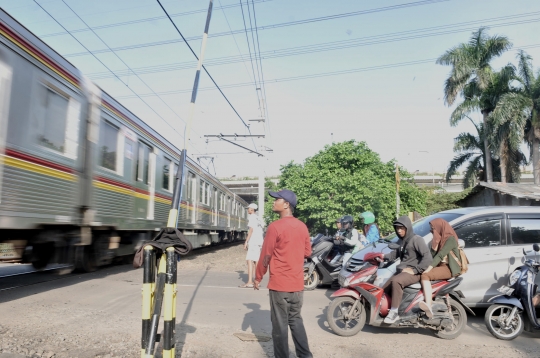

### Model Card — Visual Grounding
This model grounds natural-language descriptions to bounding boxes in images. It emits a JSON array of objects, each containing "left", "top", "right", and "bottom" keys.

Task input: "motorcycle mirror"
[
  {"left": 533, "top": 243, "right": 540, "bottom": 252},
  {"left": 524, "top": 247, "right": 528, "bottom": 256}
]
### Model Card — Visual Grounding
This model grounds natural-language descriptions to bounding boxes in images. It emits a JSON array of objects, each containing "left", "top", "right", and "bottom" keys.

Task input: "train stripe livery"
[{"left": 0, "top": 9, "right": 248, "bottom": 270}]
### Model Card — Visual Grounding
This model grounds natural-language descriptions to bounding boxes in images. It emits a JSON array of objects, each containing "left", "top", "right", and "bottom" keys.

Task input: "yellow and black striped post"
[
  {"left": 163, "top": 247, "right": 177, "bottom": 358},
  {"left": 141, "top": 246, "right": 156, "bottom": 357},
  {"left": 143, "top": 253, "right": 167, "bottom": 357}
]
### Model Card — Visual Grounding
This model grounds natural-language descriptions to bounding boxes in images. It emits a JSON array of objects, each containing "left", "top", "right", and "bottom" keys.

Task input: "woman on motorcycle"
[
  {"left": 419, "top": 218, "right": 461, "bottom": 317},
  {"left": 361, "top": 211, "right": 380, "bottom": 244}
]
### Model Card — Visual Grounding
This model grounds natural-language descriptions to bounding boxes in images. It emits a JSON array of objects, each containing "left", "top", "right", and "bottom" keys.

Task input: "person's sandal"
[
  {"left": 238, "top": 284, "right": 254, "bottom": 288},
  {"left": 419, "top": 301, "right": 433, "bottom": 318}
]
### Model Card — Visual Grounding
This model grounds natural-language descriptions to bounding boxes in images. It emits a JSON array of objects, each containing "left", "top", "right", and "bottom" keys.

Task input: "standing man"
[
  {"left": 239, "top": 203, "right": 264, "bottom": 288},
  {"left": 254, "top": 189, "right": 313, "bottom": 358}
]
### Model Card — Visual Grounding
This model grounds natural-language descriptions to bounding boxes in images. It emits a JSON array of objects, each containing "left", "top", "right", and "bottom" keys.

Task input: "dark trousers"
[
  {"left": 382, "top": 272, "right": 421, "bottom": 309},
  {"left": 269, "top": 290, "right": 313, "bottom": 358}
]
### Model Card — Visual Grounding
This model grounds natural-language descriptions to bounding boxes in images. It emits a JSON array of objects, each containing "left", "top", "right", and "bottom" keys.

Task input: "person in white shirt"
[{"left": 239, "top": 203, "right": 265, "bottom": 288}]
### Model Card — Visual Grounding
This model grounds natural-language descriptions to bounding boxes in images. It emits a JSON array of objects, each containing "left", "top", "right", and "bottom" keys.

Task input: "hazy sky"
[{"left": 2, "top": 0, "right": 540, "bottom": 178}]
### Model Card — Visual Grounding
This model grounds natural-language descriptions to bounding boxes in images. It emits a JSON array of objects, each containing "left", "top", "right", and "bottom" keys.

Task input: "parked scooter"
[
  {"left": 304, "top": 234, "right": 346, "bottom": 290},
  {"left": 484, "top": 243, "right": 540, "bottom": 340},
  {"left": 326, "top": 243, "right": 473, "bottom": 339}
]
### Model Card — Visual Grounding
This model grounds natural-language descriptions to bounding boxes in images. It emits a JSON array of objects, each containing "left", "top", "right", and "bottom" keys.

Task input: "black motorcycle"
[
  {"left": 485, "top": 243, "right": 540, "bottom": 340},
  {"left": 304, "top": 233, "right": 347, "bottom": 290}
]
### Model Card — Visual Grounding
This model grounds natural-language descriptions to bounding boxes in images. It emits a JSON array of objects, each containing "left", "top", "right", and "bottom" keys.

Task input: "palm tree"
[
  {"left": 446, "top": 120, "right": 500, "bottom": 188},
  {"left": 437, "top": 27, "right": 512, "bottom": 182},
  {"left": 492, "top": 50, "right": 540, "bottom": 184}
]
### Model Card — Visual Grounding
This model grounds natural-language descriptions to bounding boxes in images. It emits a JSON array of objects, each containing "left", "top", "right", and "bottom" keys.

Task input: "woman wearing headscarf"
[{"left": 419, "top": 218, "right": 462, "bottom": 318}]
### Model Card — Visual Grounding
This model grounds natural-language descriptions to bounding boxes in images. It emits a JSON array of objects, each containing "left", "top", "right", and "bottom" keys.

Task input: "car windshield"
[{"left": 384, "top": 212, "right": 464, "bottom": 240}]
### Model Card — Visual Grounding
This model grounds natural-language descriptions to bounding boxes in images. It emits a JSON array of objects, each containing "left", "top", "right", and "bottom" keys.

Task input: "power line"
[
  {"left": 32, "top": 0, "right": 203, "bottom": 154},
  {"left": 62, "top": 0, "right": 451, "bottom": 58},
  {"left": 249, "top": 0, "right": 272, "bottom": 143},
  {"left": 84, "top": 13, "right": 540, "bottom": 81},
  {"left": 156, "top": 0, "right": 250, "bottom": 130},
  {"left": 59, "top": 0, "right": 203, "bottom": 141},
  {"left": 113, "top": 44, "right": 540, "bottom": 100},
  {"left": 39, "top": 0, "right": 273, "bottom": 39}
]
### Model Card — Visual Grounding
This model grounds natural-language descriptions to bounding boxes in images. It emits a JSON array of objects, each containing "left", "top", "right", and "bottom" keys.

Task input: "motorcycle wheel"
[
  {"left": 326, "top": 297, "right": 366, "bottom": 336},
  {"left": 435, "top": 298, "right": 467, "bottom": 340},
  {"left": 484, "top": 304, "right": 524, "bottom": 340},
  {"left": 303, "top": 267, "right": 320, "bottom": 291}
]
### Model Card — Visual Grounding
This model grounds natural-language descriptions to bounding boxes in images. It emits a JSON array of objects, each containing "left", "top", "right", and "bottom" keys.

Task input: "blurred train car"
[{"left": 0, "top": 9, "right": 248, "bottom": 271}]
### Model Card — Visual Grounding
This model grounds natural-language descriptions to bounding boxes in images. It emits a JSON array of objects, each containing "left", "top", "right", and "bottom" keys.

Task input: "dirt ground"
[{"left": 1, "top": 242, "right": 540, "bottom": 358}]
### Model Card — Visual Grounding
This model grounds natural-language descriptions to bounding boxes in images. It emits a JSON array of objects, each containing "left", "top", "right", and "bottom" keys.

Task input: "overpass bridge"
[{"left": 220, "top": 175, "right": 535, "bottom": 204}]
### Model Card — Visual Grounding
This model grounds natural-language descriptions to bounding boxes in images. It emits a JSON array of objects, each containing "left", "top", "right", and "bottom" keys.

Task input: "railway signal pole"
[{"left": 142, "top": 1, "right": 214, "bottom": 358}]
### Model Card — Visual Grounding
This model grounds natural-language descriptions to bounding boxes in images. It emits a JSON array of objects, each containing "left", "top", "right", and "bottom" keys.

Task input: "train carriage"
[{"left": 0, "top": 9, "right": 248, "bottom": 270}]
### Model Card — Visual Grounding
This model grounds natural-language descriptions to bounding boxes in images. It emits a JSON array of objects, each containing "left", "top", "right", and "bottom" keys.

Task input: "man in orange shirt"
[{"left": 254, "top": 189, "right": 313, "bottom": 358}]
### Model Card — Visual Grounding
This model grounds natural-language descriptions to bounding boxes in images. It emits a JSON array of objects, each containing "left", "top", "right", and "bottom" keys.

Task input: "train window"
[
  {"left": 200, "top": 180, "right": 205, "bottom": 204},
  {"left": 163, "top": 158, "right": 171, "bottom": 191},
  {"left": 137, "top": 142, "right": 151, "bottom": 184},
  {"left": 37, "top": 87, "right": 69, "bottom": 153},
  {"left": 99, "top": 121, "right": 118, "bottom": 171}
]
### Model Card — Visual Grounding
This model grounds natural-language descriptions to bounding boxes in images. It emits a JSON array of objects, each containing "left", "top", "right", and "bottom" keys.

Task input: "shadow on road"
[
  {"left": 172, "top": 267, "right": 209, "bottom": 357},
  {"left": 241, "top": 303, "right": 274, "bottom": 355}
]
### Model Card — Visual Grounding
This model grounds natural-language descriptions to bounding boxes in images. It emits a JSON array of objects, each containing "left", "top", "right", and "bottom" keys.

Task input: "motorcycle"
[
  {"left": 326, "top": 242, "right": 473, "bottom": 339},
  {"left": 484, "top": 243, "right": 540, "bottom": 340},
  {"left": 304, "top": 233, "right": 348, "bottom": 290}
]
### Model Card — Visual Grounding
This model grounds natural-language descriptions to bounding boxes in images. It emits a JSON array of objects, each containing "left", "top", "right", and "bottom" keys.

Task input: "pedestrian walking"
[
  {"left": 254, "top": 189, "right": 313, "bottom": 358},
  {"left": 239, "top": 203, "right": 264, "bottom": 288}
]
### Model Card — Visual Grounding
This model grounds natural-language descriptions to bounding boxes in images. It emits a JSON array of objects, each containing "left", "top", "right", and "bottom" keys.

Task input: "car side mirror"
[
  {"left": 533, "top": 243, "right": 540, "bottom": 252},
  {"left": 458, "top": 239, "right": 465, "bottom": 249}
]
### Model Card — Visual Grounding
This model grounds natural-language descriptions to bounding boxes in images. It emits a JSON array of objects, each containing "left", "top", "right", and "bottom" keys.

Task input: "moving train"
[{"left": 0, "top": 9, "right": 248, "bottom": 271}]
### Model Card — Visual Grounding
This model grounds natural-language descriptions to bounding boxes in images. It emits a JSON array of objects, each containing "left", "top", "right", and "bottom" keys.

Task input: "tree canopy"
[{"left": 272, "top": 141, "right": 426, "bottom": 234}]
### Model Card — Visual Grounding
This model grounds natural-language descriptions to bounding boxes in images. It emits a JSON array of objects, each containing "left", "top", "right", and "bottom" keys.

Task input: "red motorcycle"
[{"left": 326, "top": 247, "right": 473, "bottom": 339}]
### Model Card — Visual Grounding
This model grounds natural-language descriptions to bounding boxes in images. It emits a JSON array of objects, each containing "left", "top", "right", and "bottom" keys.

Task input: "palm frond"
[
  {"left": 446, "top": 152, "right": 478, "bottom": 182},
  {"left": 453, "top": 132, "right": 481, "bottom": 152},
  {"left": 491, "top": 92, "right": 532, "bottom": 127},
  {"left": 463, "top": 156, "right": 483, "bottom": 188},
  {"left": 450, "top": 98, "right": 481, "bottom": 126},
  {"left": 516, "top": 50, "right": 534, "bottom": 93}
]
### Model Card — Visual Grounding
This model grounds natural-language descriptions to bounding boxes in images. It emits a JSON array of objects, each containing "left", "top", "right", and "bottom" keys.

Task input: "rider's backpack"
[{"left": 449, "top": 248, "right": 469, "bottom": 275}]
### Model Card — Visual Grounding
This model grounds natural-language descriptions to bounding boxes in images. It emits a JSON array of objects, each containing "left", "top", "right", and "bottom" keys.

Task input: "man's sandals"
[{"left": 239, "top": 283, "right": 254, "bottom": 288}]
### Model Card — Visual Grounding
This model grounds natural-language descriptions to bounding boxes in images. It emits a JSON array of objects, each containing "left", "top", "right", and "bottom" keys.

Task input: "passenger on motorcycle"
[
  {"left": 332, "top": 215, "right": 362, "bottom": 264},
  {"left": 382, "top": 215, "right": 433, "bottom": 324},
  {"left": 419, "top": 218, "right": 462, "bottom": 318},
  {"left": 361, "top": 211, "right": 381, "bottom": 244}
]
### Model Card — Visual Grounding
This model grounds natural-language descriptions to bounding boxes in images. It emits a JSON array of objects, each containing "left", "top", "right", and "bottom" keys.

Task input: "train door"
[
  {"left": 134, "top": 141, "right": 152, "bottom": 220},
  {"left": 147, "top": 150, "right": 156, "bottom": 220},
  {"left": 213, "top": 188, "right": 218, "bottom": 225},
  {"left": 0, "top": 59, "right": 12, "bottom": 203},
  {"left": 185, "top": 172, "right": 196, "bottom": 224},
  {"left": 227, "top": 195, "right": 231, "bottom": 227}
]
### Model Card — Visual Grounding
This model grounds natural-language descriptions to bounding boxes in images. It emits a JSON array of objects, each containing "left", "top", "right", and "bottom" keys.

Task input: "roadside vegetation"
[{"left": 441, "top": 27, "right": 539, "bottom": 187}]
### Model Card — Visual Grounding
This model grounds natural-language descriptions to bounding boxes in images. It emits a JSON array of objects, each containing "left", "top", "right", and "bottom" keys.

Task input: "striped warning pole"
[
  {"left": 163, "top": 247, "right": 177, "bottom": 358},
  {"left": 166, "top": 0, "right": 214, "bottom": 229},
  {"left": 144, "top": 254, "right": 167, "bottom": 357},
  {"left": 141, "top": 246, "right": 156, "bottom": 356}
]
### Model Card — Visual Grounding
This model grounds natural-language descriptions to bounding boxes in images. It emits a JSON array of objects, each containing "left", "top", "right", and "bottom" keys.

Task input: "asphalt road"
[{"left": 1, "top": 262, "right": 540, "bottom": 357}]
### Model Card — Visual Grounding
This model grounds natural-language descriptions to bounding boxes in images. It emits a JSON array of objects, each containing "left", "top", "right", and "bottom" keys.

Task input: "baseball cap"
[
  {"left": 247, "top": 203, "right": 258, "bottom": 210},
  {"left": 268, "top": 189, "right": 297, "bottom": 208}
]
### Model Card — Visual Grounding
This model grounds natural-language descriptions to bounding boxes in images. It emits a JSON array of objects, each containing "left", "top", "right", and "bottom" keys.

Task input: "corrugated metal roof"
[{"left": 469, "top": 182, "right": 540, "bottom": 201}]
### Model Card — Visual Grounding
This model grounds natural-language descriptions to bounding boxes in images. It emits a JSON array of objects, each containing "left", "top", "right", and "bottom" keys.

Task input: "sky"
[{"left": 2, "top": 0, "right": 540, "bottom": 178}]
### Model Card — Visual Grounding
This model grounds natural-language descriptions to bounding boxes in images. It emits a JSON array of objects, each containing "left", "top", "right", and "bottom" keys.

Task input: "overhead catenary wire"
[
  {"left": 155, "top": 0, "right": 250, "bottom": 130},
  {"left": 114, "top": 45, "right": 540, "bottom": 100},
  {"left": 84, "top": 12, "right": 540, "bottom": 81},
  {"left": 58, "top": 0, "right": 204, "bottom": 143},
  {"left": 62, "top": 0, "right": 451, "bottom": 58},
  {"left": 31, "top": 0, "right": 204, "bottom": 155},
  {"left": 39, "top": 0, "right": 274, "bottom": 39}
]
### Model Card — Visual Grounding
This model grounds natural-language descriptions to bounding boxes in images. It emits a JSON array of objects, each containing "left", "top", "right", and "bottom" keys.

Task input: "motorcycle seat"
[{"left": 406, "top": 280, "right": 443, "bottom": 289}]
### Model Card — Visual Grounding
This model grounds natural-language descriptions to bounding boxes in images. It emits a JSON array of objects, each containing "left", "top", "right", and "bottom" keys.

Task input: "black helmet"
[{"left": 340, "top": 215, "right": 354, "bottom": 230}]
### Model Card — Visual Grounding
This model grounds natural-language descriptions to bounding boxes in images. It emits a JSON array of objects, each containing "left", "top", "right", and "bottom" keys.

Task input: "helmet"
[
  {"left": 361, "top": 211, "right": 375, "bottom": 225},
  {"left": 340, "top": 215, "right": 354, "bottom": 230}
]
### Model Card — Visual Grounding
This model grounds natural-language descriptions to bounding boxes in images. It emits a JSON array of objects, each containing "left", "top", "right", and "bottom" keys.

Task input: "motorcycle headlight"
[{"left": 509, "top": 270, "right": 521, "bottom": 286}]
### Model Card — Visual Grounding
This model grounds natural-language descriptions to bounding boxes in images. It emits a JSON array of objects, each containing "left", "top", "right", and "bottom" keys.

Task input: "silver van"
[{"left": 338, "top": 206, "right": 540, "bottom": 307}]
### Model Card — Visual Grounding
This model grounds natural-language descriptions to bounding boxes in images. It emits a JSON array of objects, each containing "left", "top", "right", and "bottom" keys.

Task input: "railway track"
[{"left": 0, "top": 240, "right": 243, "bottom": 292}]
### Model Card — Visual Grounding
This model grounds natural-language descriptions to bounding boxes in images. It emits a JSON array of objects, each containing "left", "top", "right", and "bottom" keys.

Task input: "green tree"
[
  {"left": 492, "top": 50, "right": 540, "bottom": 184},
  {"left": 276, "top": 141, "right": 426, "bottom": 234},
  {"left": 424, "top": 188, "right": 471, "bottom": 215},
  {"left": 438, "top": 27, "right": 512, "bottom": 182}
]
